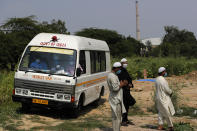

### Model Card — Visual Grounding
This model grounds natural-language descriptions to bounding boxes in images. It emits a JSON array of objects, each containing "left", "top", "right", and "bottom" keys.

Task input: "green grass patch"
[
  {"left": 30, "top": 115, "right": 110, "bottom": 131},
  {"left": 0, "top": 71, "right": 14, "bottom": 104},
  {"left": 141, "top": 122, "right": 194, "bottom": 131},
  {"left": 171, "top": 122, "right": 194, "bottom": 131},
  {"left": 0, "top": 102, "right": 110, "bottom": 131},
  {"left": 0, "top": 102, "right": 22, "bottom": 130},
  {"left": 176, "top": 107, "right": 197, "bottom": 118},
  {"left": 0, "top": 71, "right": 21, "bottom": 130},
  {"left": 128, "top": 104, "right": 146, "bottom": 116}
]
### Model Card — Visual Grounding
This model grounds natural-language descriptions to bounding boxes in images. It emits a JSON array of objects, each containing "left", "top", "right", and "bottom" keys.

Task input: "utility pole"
[{"left": 136, "top": 0, "right": 140, "bottom": 41}]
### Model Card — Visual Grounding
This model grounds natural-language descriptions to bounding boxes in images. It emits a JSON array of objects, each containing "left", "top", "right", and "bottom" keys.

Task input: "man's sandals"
[
  {"left": 158, "top": 125, "right": 174, "bottom": 131},
  {"left": 127, "top": 120, "right": 135, "bottom": 125}
]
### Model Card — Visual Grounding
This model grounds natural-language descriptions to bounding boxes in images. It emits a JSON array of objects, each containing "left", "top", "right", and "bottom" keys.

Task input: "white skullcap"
[
  {"left": 158, "top": 67, "right": 166, "bottom": 73},
  {"left": 113, "top": 62, "right": 121, "bottom": 67},
  {"left": 120, "top": 58, "right": 127, "bottom": 63}
]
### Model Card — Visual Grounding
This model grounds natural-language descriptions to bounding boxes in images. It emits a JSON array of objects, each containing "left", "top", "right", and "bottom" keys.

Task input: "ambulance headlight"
[
  {"left": 56, "top": 94, "right": 63, "bottom": 99},
  {"left": 15, "top": 88, "right": 22, "bottom": 94},
  {"left": 64, "top": 94, "right": 71, "bottom": 100},
  {"left": 22, "top": 89, "right": 29, "bottom": 95}
]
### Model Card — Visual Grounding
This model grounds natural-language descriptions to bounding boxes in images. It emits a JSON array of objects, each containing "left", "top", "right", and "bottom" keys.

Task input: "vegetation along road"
[{"left": 0, "top": 16, "right": 197, "bottom": 130}]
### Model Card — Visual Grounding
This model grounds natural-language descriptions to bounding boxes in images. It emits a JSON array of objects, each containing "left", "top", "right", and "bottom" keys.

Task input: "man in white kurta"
[
  {"left": 107, "top": 62, "right": 126, "bottom": 131},
  {"left": 155, "top": 67, "right": 175, "bottom": 131}
]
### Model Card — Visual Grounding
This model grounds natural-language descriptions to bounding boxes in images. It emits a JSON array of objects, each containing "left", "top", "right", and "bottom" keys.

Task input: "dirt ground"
[{"left": 12, "top": 71, "right": 197, "bottom": 131}]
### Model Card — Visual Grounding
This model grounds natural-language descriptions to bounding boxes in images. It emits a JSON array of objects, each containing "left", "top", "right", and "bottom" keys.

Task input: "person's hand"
[
  {"left": 120, "top": 80, "right": 128, "bottom": 87},
  {"left": 120, "top": 80, "right": 125, "bottom": 88},
  {"left": 123, "top": 80, "right": 128, "bottom": 86},
  {"left": 129, "top": 84, "right": 134, "bottom": 88}
]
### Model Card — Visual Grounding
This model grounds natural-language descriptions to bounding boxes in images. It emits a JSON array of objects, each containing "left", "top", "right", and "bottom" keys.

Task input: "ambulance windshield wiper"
[
  {"left": 25, "top": 69, "right": 37, "bottom": 73},
  {"left": 25, "top": 69, "right": 48, "bottom": 74},
  {"left": 48, "top": 71, "right": 71, "bottom": 77}
]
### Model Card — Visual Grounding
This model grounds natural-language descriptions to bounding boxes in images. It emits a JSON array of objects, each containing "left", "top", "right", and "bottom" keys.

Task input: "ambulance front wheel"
[{"left": 72, "top": 96, "right": 83, "bottom": 117}]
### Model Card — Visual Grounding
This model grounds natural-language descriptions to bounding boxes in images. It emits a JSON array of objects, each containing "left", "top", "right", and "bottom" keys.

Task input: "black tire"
[
  {"left": 92, "top": 92, "right": 101, "bottom": 107},
  {"left": 72, "top": 96, "right": 83, "bottom": 118},
  {"left": 21, "top": 103, "right": 31, "bottom": 112}
]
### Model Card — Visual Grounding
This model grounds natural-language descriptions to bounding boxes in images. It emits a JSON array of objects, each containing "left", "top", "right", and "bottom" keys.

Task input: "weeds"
[
  {"left": 172, "top": 122, "right": 194, "bottom": 131},
  {"left": 128, "top": 104, "right": 146, "bottom": 116},
  {"left": 30, "top": 115, "right": 109, "bottom": 131},
  {"left": 169, "top": 81, "right": 184, "bottom": 111},
  {"left": 0, "top": 71, "right": 14, "bottom": 104},
  {"left": 147, "top": 81, "right": 184, "bottom": 114},
  {"left": 176, "top": 107, "right": 197, "bottom": 118},
  {"left": 141, "top": 122, "right": 194, "bottom": 131},
  {"left": 0, "top": 102, "right": 21, "bottom": 130},
  {"left": 113, "top": 57, "right": 197, "bottom": 79}
]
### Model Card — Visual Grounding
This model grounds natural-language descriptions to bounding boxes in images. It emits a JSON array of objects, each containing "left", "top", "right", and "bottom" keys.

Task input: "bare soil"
[{"left": 12, "top": 71, "right": 197, "bottom": 131}]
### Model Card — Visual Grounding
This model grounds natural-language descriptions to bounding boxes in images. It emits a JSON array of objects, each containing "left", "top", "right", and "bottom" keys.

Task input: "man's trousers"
[{"left": 111, "top": 103, "right": 121, "bottom": 131}]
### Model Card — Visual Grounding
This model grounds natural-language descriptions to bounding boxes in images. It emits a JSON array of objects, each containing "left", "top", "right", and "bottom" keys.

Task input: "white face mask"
[{"left": 123, "top": 64, "right": 128, "bottom": 68}]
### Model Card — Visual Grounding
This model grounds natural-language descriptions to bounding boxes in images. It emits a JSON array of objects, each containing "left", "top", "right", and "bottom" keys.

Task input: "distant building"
[{"left": 141, "top": 38, "right": 162, "bottom": 48}]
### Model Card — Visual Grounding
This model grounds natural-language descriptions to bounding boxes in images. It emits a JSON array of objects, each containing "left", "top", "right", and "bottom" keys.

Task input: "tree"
[
  {"left": 163, "top": 26, "right": 196, "bottom": 44},
  {"left": 152, "top": 26, "right": 197, "bottom": 57},
  {"left": 75, "top": 28, "right": 142, "bottom": 57},
  {"left": 126, "top": 36, "right": 144, "bottom": 56},
  {"left": 0, "top": 16, "right": 69, "bottom": 70},
  {"left": 146, "top": 40, "right": 152, "bottom": 52},
  {"left": 75, "top": 28, "right": 123, "bottom": 43},
  {"left": 40, "top": 19, "right": 69, "bottom": 34}
]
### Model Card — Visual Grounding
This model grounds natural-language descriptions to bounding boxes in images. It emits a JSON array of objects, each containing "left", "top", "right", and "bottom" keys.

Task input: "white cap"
[
  {"left": 120, "top": 58, "right": 127, "bottom": 63},
  {"left": 113, "top": 62, "right": 121, "bottom": 67},
  {"left": 158, "top": 67, "right": 166, "bottom": 73}
]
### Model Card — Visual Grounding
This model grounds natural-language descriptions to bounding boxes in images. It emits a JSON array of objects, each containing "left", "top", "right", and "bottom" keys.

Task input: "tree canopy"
[
  {"left": 75, "top": 28, "right": 143, "bottom": 57},
  {"left": 1, "top": 16, "right": 197, "bottom": 71},
  {"left": 151, "top": 26, "right": 197, "bottom": 57},
  {"left": 0, "top": 16, "right": 69, "bottom": 70}
]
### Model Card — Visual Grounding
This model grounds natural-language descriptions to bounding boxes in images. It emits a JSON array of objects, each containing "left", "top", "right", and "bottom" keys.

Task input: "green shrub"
[
  {"left": 0, "top": 102, "right": 21, "bottom": 129},
  {"left": 128, "top": 104, "right": 145, "bottom": 116},
  {"left": 147, "top": 90, "right": 157, "bottom": 114},
  {"left": 173, "top": 122, "right": 194, "bottom": 131},
  {"left": 169, "top": 82, "right": 183, "bottom": 111},
  {"left": 112, "top": 57, "right": 197, "bottom": 79},
  {"left": 0, "top": 71, "right": 14, "bottom": 104},
  {"left": 176, "top": 107, "right": 197, "bottom": 118},
  {"left": 147, "top": 81, "right": 183, "bottom": 114}
]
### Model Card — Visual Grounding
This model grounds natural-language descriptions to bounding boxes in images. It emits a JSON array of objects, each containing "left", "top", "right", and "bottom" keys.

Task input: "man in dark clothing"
[{"left": 118, "top": 58, "right": 136, "bottom": 126}]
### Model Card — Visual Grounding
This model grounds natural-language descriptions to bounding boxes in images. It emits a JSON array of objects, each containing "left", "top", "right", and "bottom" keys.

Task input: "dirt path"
[{"left": 11, "top": 72, "right": 197, "bottom": 130}]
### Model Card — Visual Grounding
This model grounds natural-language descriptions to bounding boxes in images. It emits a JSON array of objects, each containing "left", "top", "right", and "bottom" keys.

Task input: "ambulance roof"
[{"left": 28, "top": 33, "right": 109, "bottom": 51}]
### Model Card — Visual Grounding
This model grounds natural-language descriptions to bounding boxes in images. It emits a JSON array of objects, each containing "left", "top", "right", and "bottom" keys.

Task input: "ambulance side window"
[
  {"left": 90, "top": 51, "right": 96, "bottom": 73},
  {"left": 100, "top": 52, "right": 106, "bottom": 72},
  {"left": 79, "top": 50, "right": 86, "bottom": 74},
  {"left": 90, "top": 51, "right": 106, "bottom": 73}
]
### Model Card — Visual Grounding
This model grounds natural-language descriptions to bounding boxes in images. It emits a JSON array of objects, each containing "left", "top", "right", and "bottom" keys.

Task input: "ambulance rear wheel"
[{"left": 92, "top": 92, "right": 101, "bottom": 107}]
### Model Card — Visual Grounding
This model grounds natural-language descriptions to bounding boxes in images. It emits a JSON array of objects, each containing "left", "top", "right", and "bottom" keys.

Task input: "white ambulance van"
[{"left": 12, "top": 33, "right": 110, "bottom": 115}]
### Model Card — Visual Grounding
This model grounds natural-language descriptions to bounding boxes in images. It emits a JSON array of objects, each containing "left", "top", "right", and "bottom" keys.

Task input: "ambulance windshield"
[{"left": 19, "top": 46, "right": 77, "bottom": 76}]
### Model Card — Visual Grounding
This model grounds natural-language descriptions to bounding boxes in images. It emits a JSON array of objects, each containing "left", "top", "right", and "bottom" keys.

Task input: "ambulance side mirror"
[{"left": 76, "top": 67, "right": 82, "bottom": 77}]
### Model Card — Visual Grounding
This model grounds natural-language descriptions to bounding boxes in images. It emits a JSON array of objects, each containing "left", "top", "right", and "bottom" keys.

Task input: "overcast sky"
[{"left": 0, "top": 0, "right": 197, "bottom": 39}]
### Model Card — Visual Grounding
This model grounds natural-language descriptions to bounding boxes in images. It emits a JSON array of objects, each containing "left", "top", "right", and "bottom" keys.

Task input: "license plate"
[{"left": 32, "top": 99, "right": 48, "bottom": 105}]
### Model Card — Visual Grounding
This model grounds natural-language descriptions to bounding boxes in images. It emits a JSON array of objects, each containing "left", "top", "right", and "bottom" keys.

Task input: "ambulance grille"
[{"left": 14, "top": 78, "right": 74, "bottom": 94}]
